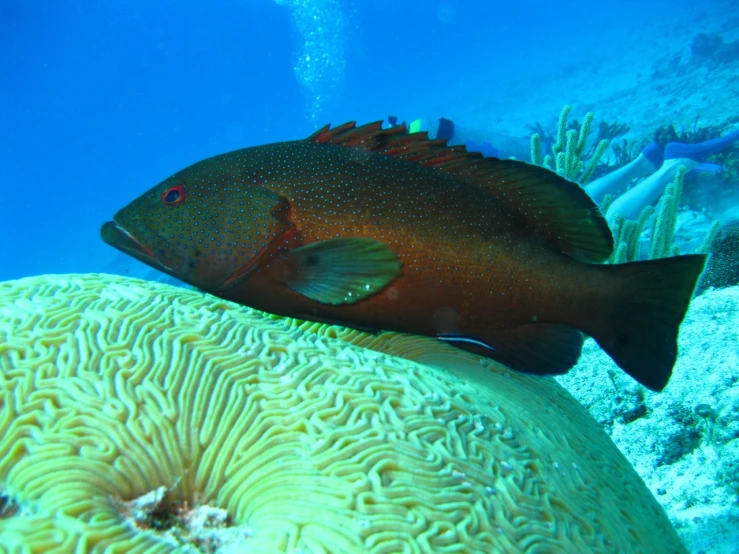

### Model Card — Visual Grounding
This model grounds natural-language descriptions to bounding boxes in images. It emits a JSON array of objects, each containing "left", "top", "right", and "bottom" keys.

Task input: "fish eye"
[{"left": 161, "top": 183, "right": 186, "bottom": 206}]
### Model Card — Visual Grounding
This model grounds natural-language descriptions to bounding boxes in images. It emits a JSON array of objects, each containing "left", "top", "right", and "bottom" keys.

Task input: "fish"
[{"left": 101, "top": 121, "right": 707, "bottom": 391}]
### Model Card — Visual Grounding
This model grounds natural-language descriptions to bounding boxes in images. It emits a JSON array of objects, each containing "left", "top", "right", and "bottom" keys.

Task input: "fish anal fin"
[
  {"left": 306, "top": 122, "right": 612, "bottom": 263},
  {"left": 440, "top": 324, "right": 584, "bottom": 376}
]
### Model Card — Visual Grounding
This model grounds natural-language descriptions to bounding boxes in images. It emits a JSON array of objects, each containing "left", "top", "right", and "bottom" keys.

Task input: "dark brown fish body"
[
  {"left": 224, "top": 143, "right": 586, "bottom": 331},
  {"left": 102, "top": 122, "right": 706, "bottom": 390}
]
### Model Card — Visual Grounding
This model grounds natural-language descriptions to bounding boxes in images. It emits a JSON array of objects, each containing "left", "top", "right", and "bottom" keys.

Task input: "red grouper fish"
[{"left": 101, "top": 121, "right": 707, "bottom": 391}]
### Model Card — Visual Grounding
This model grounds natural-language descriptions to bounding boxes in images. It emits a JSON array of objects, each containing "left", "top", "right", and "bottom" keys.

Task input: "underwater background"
[{"left": 2, "top": 0, "right": 739, "bottom": 552}]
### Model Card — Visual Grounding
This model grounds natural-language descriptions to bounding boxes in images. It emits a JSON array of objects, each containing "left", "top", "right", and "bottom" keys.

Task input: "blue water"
[{"left": 0, "top": 0, "right": 712, "bottom": 282}]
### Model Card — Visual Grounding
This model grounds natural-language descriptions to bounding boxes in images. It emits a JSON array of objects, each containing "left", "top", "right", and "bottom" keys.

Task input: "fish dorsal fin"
[
  {"left": 309, "top": 121, "right": 472, "bottom": 165},
  {"left": 307, "top": 121, "right": 613, "bottom": 263},
  {"left": 450, "top": 158, "right": 614, "bottom": 263}
]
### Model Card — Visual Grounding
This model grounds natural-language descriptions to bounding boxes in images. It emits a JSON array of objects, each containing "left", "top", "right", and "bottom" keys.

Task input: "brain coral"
[{"left": 0, "top": 273, "right": 685, "bottom": 553}]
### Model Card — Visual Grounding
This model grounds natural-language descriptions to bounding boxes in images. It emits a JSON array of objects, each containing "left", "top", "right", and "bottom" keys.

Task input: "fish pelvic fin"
[{"left": 594, "top": 254, "right": 707, "bottom": 391}]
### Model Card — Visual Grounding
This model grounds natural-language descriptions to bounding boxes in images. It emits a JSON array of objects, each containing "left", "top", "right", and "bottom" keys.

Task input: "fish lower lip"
[{"left": 100, "top": 221, "right": 173, "bottom": 271}]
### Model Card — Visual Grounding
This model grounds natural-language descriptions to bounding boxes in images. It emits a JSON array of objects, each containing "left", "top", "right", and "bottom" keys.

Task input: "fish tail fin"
[{"left": 594, "top": 254, "right": 707, "bottom": 391}]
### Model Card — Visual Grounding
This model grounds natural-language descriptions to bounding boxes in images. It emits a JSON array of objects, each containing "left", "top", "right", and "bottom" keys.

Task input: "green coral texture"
[{"left": 0, "top": 274, "right": 685, "bottom": 553}]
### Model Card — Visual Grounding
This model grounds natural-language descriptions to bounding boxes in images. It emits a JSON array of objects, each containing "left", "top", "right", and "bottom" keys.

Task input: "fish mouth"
[{"left": 100, "top": 221, "right": 174, "bottom": 272}]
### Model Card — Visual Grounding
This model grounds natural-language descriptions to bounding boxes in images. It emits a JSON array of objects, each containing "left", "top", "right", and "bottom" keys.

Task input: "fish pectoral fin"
[
  {"left": 285, "top": 237, "right": 402, "bottom": 305},
  {"left": 439, "top": 324, "right": 583, "bottom": 375}
]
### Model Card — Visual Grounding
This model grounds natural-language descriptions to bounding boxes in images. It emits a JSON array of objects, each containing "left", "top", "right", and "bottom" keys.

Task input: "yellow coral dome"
[{"left": 0, "top": 273, "right": 684, "bottom": 553}]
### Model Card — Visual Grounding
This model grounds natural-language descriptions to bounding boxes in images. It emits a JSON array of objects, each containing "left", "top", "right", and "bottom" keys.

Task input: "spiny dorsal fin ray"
[{"left": 307, "top": 121, "right": 613, "bottom": 263}]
